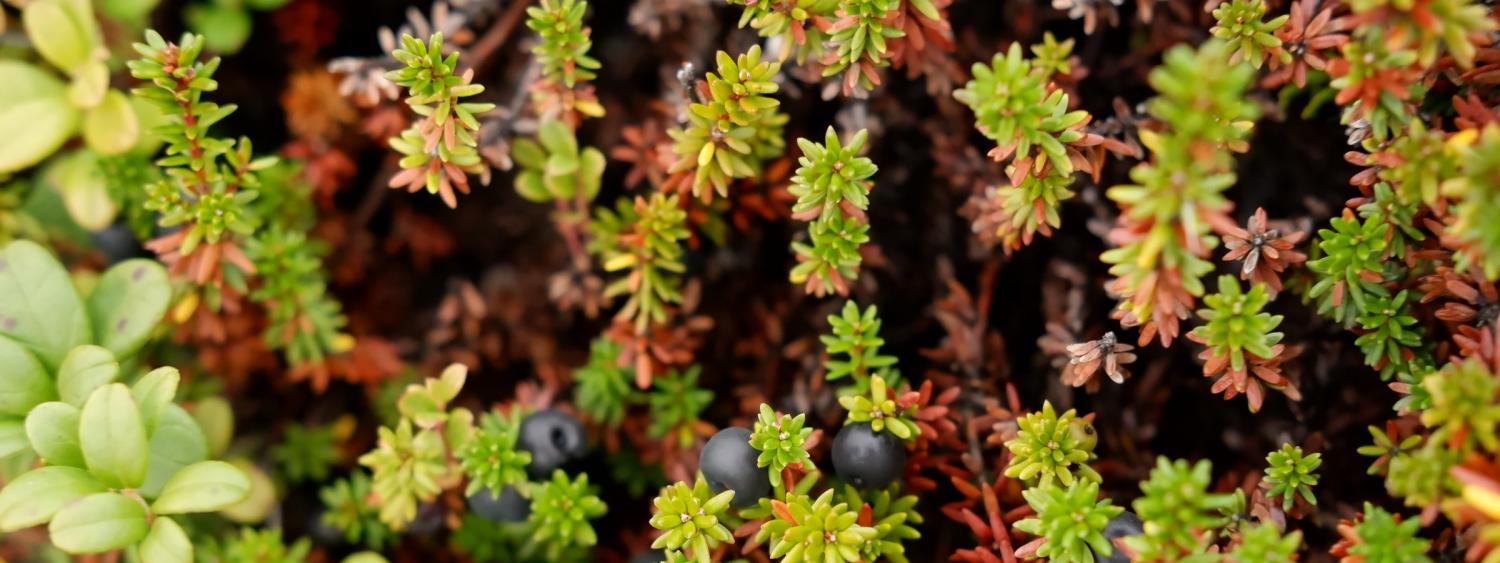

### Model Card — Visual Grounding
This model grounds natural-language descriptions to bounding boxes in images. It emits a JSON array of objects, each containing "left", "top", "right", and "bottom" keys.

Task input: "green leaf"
[
  {"left": 68, "top": 60, "right": 108, "bottom": 109},
  {"left": 0, "top": 336, "right": 57, "bottom": 416},
  {"left": 83, "top": 89, "right": 141, "bottom": 156},
  {"left": 130, "top": 367, "right": 178, "bottom": 435},
  {"left": 57, "top": 345, "right": 119, "bottom": 406},
  {"left": 78, "top": 383, "right": 148, "bottom": 489},
  {"left": 0, "top": 419, "right": 27, "bottom": 459},
  {"left": 22, "top": 1, "right": 95, "bottom": 72},
  {"left": 141, "top": 404, "right": 208, "bottom": 497},
  {"left": 43, "top": 149, "right": 118, "bottom": 231},
  {"left": 189, "top": 396, "right": 233, "bottom": 459},
  {"left": 100, "top": 0, "right": 160, "bottom": 23},
  {"left": 25, "top": 401, "right": 83, "bottom": 467},
  {"left": 87, "top": 258, "right": 169, "bottom": 361},
  {"left": 0, "top": 61, "right": 79, "bottom": 174},
  {"left": 0, "top": 466, "right": 105, "bottom": 531},
  {"left": 137, "top": 516, "right": 192, "bottom": 563},
  {"left": 48, "top": 492, "right": 149, "bottom": 554},
  {"left": 0, "top": 240, "right": 92, "bottom": 369},
  {"left": 151, "top": 460, "right": 251, "bottom": 514},
  {"left": 184, "top": 3, "right": 252, "bottom": 54},
  {"left": 219, "top": 458, "right": 275, "bottom": 523}
]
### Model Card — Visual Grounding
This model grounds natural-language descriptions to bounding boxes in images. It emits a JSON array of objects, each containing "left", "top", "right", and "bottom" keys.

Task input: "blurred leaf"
[
  {"left": 56, "top": 345, "right": 119, "bottom": 406},
  {"left": 152, "top": 460, "right": 250, "bottom": 514},
  {"left": 190, "top": 396, "right": 234, "bottom": 459},
  {"left": 0, "top": 61, "right": 79, "bottom": 174},
  {"left": 138, "top": 517, "right": 192, "bottom": 563},
  {"left": 185, "top": 3, "right": 252, "bottom": 54},
  {"left": 44, "top": 150, "right": 118, "bottom": 232},
  {"left": 0, "top": 336, "right": 56, "bottom": 416},
  {"left": 141, "top": 405, "right": 208, "bottom": 497},
  {"left": 79, "top": 383, "right": 147, "bottom": 489},
  {"left": 0, "top": 240, "right": 92, "bottom": 369},
  {"left": 67, "top": 61, "right": 108, "bottom": 109},
  {"left": 22, "top": 1, "right": 96, "bottom": 73},
  {"left": 0, "top": 466, "right": 104, "bottom": 531},
  {"left": 84, "top": 90, "right": 140, "bottom": 155}
]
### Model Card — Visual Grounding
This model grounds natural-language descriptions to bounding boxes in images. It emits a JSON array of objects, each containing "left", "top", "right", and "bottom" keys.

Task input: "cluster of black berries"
[
  {"left": 466, "top": 410, "right": 586, "bottom": 522},
  {"left": 698, "top": 421, "right": 906, "bottom": 509}
]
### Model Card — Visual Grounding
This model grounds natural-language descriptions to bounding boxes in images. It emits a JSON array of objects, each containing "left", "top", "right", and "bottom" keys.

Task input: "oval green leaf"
[
  {"left": 44, "top": 150, "right": 118, "bottom": 232},
  {"left": 57, "top": 345, "right": 119, "bottom": 406},
  {"left": 0, "top": 466, "right": 105, "bottom": 531},
  {"left": 0, "top": 240, "right": 92, "bottom": 369},
  {"left": 87, "top": 258, "right": 170, "bottom": 361},
  {"left": 0, "top": 61, "right": 78, "bottom": 174},
  {"left": 47, "top": 492, "right": 148, "bottom": 554},
  {"left": 22, "top": 1, "right": 93, "bottom": 72},
  {"left": 0, "top": 336, "right": 56, "bottom": 416},
  {"left": 141, "top": 404, "right": 207, "bottom": 497},
  {"left": 83, "top": 89, "right": 139, "bottom": 155},
  {"left": 24, "top": 401, "right": 83, "bottom": 467},
  {"left": 78, "top": 383, "right": 147, "bottom": 489},
  {"left": 0, "top": 419, "right": 30, "bottom": 461},
  {"left": 137, "top": 516, "right": 191, "bottom": 563},
  {"left": 131, "top": 367, "right": 178, "bottom": 436},
  {"left": 151, "top": 460, "right": 250, "bottom": 515}
]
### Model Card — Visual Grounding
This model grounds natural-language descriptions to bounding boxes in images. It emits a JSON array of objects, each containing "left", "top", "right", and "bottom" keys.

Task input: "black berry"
[
  {"left": 699, "top": 427, "right": 770, "bottom": 508},
  {"left": 518, "top": 409, "right": 586, "bottom": 478},
  {"left": 90, "top": 223, "right": 144, "bottom": 265},
  {"left": 831, "top": 422, "right": 905, "bottom": 489},
  {"left": 406, "top": 501, "right": 444, "bottom": 536},
  {"left": 467, "top": 485, "right": 530, "bottom": 523},
  {"left": 1092, "top": 510, "right": 1143, "bottom": 563}
]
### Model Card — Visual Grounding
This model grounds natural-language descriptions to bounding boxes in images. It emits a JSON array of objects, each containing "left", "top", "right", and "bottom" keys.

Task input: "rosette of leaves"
[
  {"left": 357, "top": 364, "right": 476, "bottom": 529},
  {"left": 1307, "top": 213, "right": 1392, "bottom": 327},
  {"left": 1003, "top": 401, "right": 1101, "bottom": 487},
  {"left": 749, "top": 403, "right": 815, "bottom": 487},
  {"left": 789, "top": 127, "right": 878, "bottom": 296},
  {"left": 954, "top": 43, "right": 1088, "bottom": 175},
  {"left": 592, "top": 193, "right": 690, "bottom": 337},
  {"left": 513, "top": 119, "right": 606, "bottom": 206},
  {"left": 987, "top": 169, "right": 1078, "bottom": 252},
  {"left": 1446, "top": 126, "right": 1500, "bottom": 280},
  {"left": 649, "top": 476, "right": 736, "bottom": 563},
  {"left": 1263, "top": 444, "right": 1321, "bottom": 510},
  {"left": 3, "top": 0, "right": 143, "bottom": 176},
  {"left": 839, "top": 375, "right": 920, "bottom": 441},
  {"left": 272, "top": 423, "right": 337, "bottom": 483},
  {"left": 1328, "top": 29, "right": 1421, "bottom": 143},
  {"left": 1378, "top": 121, "right": 1453, "bottom": 207},
  {"left": 1101, "top": 40, "right": 1258, "bottom": 347},
  {"left": 727, "top": 0, "right": 839, "bottom": 64},
  {"left": 526, "top": 470, "right": 608, "bottom": 560},
  {"left": 1354, "top": 183, "right": 1425, "bottom": 260},
  {"left": 1126, "top": 457, "right": 1234, "bottom": 561},
  {"left": 762, "top": 489, "right": 878, "bottom": 562},
  {"left": 1385, "top": 442, "right": 1458, "bottom": 510},
  {"left": 1014, "top": 480, "right": 1123, "bottom": 563},
  {"left": 1358, "top": 424, "right": 1422, "bottom": 476},
  {"left": 1346, "top": 503, "right": 1431, "bottom": 562},
  {"left": 0, "top": 350, "right": 250, "bottom": 560},
  {"left": 459, "top": 410, "right": 532, "bottom": 496},
  {"left": 183, "top": 0, "right": 290, "bottom": 54},
  {"left": 574, "top": 338, "right": 637, "bottom": 426},
  {"left": 384, "top": 33, "right": 495, "bottom": 208},
  {"left": 1345, "top": 0, "right": 1493, "bottom": 68},
  {"left": 198, "top": 527, "right": 310, "bottom": 563},
  {"left": 1209, "top": 0, "right": 1290, "bottom": 68},
  {"left": 793, "top": 214, "right": 872, "bottom": 297},
  {"left": 451, "top": 513, "right": 532, "bottom": 562},
  {"left": 320, "top": 472, "right": 393, "bottom": 550},
  {"left": 1030, "top": 32, "right": 1076, "bottom": 78},
  {"left": 1420, "top": 358, "right": 1500, "bottom": 453},
  {"left": 1229, "top": 524, "right": 1301, "bottom": 563},
  {"left": 526, "top": 0, "right": 603, "bottom": 90},
  {"left": 822, "top": 0, "right": 905, "bottom": 96},
  {"left": 840, "top": 484, "right": 921, "bottom": 563},
  {"left": 822, "top": 301, "right": 899, "bottom": 387},
  {"left": 1187, "top": 275, "right": 1291, "bottom": 411},
  {"left": 246, "top": 227, "right": 351, "bottom": 371},
  {"left": 647, "top": 366, "right": 713, "bottom": 448},
  {"left": 1355, "top": 290, "right": 1422, "bottom": 375},
  {"left": 667, "top": 46, "right": 786, "bottom": 199}
]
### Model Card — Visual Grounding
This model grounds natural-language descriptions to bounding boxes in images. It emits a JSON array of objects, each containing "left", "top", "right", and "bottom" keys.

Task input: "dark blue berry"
[
  {"left": 831, "top": 422, "right": 905, "bottom": 489},
  {"left": 518, "top": 410, "right": 586, "bottom": 479},
  {"left": 90, "top": 223, "right": 144, "bottom": 264},
  {"left": 467, "top": 485, "right": 530, "bottom": 523},
  {"left": 1092, "top": 510, "right": 1143, "bottom": 563},
  {"left": 406, "top": 501, "right": 444, "bottom": 536},
  {"left": 699, "top": 427, "right": 770, "bottom": 508}
]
